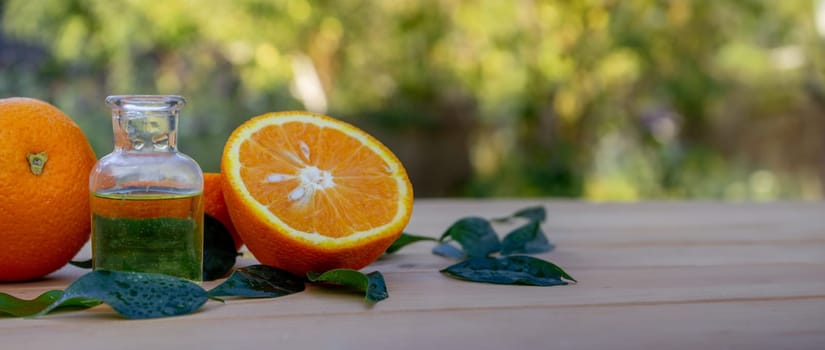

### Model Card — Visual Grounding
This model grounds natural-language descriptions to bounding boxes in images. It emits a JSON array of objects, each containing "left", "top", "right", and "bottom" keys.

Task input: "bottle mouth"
[{"left": 106, "top": 95, "right": 186, "bottom": 111}]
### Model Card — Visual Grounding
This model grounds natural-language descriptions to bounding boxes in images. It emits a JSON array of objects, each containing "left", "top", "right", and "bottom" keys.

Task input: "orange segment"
[{"left": 221, "top": 111, "right": 413, "bottom": 275}]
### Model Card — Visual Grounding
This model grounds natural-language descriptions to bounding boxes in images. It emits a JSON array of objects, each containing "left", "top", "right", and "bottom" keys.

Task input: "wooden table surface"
[{"left": 2, "top": 200, "right": 824, "bottom": 349}]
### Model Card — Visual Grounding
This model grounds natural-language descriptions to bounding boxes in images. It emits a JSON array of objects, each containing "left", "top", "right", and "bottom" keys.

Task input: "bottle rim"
[{"left": 106, "top": 95, "right": 186, "bottom": 111}]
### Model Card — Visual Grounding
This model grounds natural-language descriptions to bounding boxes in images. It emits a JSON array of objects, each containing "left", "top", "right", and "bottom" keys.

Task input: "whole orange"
[
  {"left": 221, "top": 111, "right": 413, "bottom": 276},
  {"left": 0, "top": 97, "right": 97, "bottom": 281},
  {"left": 203, "top": 172, "right": 242, "bottom": 250}
]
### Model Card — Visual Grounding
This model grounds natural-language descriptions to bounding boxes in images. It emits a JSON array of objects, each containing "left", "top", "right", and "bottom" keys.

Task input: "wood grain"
[{"left": 2, "top": 200, "right": 824, "bottom": 350}]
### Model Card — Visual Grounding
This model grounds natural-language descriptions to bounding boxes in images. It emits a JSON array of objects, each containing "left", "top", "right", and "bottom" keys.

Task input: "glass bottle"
[{"left": 89, "top": 95, "right": 204, "bottom": 281}]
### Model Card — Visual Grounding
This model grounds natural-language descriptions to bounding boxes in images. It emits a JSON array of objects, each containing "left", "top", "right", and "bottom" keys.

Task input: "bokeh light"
[{"left": 1, "top": 0, "right": 822, "bottom": 200}]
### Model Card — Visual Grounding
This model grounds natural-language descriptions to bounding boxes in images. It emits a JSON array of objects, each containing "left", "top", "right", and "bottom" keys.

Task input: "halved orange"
[{"left": 221, "top": 111, "right": 413, "bottom": 275}]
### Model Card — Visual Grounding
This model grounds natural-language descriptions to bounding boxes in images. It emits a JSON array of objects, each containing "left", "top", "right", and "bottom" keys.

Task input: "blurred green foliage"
[{"left": 1, "top": 0, "right": 823, "bottom": 199}]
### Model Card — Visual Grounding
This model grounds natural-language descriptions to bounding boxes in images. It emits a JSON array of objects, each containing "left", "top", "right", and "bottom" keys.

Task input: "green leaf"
[
  {"left": 1, "top": 290, "right": 102, "bottom": 318},
  {"left": 307, "top": 269, "right": 388, "bottom": 303},
  {"left": 385, "top": 232, "right": 438, "bottom": 254},
  {"left": 1, "top": 290, "right": 64, "bottom": 317},
  {"left": 1, "top": 290, "right": 59, "bottom": 317},
  {"left": 35, "top": 270, "right": 208, "bottom": 319},
  {"left": 208, "top": 264, "right": 305, "bottom": 298},
  {"left": 500, "top": 220, "right": 554, "bottom": 255},
  {"left": 203, "top": 214, "right": 238, "bottom": 281},
  {"left": 492, "top": 205, "right": 547, "bottom": 223},
  {"left": 440, "top": 256, "right": 576, "bottom": 286},
  {"left": 431, "top": 242, "right": 465, "bottom": 259},
  {"left": 439, "top": 217, "right": 500, "bottom": 258},
  {"left": 69, "top": 259, "right": 92, "bottom": 269}
]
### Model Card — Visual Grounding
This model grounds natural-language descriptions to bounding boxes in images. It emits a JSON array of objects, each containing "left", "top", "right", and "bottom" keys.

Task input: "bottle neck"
[
  {"left": 108, "top": 95, "right": 185, "bottom": 153},
  {"left": 113, "top": 111, "right": 179, "bottom": 152}
]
